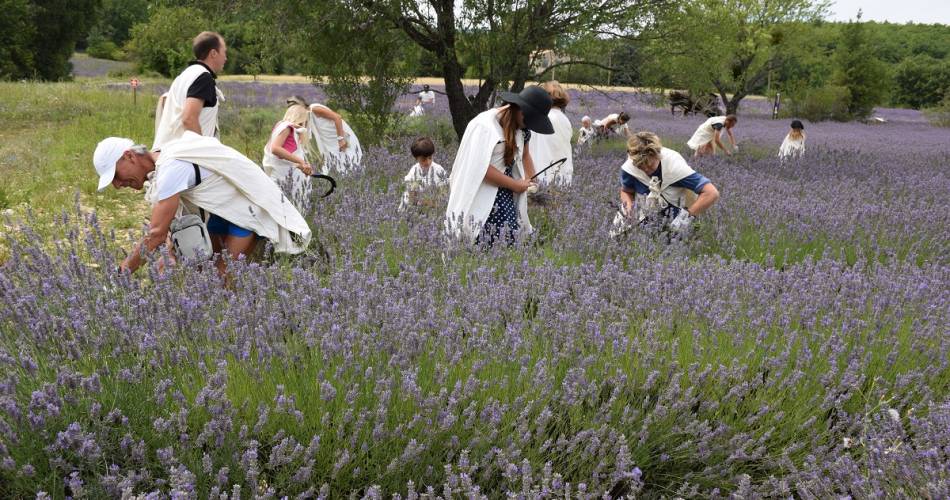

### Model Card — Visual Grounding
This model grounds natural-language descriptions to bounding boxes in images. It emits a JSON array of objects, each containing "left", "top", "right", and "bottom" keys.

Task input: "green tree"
[
  {"left": 645, "top": 0, "right": 828, "bottom": 115},
  {"left": 298, "top": 2, "right": 414, "bottom": 146},
  {"left": 0, "top": 0, "right": 35, "bottom": 79},
  {"left": 0, "top": 0, "right": 100, "bottom": 80},
  {"left": 85, "top": 0, "right": 148, "bottom": 60},
  {"left": 892, "top": 55, "right": 950, "bottom": 109},
  {"left": 833, "top": 11, "right": 888, "bottom": 119},
  {"left": 127, "top": 6, "right": 209, "bottom": 76},
  {"left": 281, "top": 0, "right": 668, "bottom": 139}
]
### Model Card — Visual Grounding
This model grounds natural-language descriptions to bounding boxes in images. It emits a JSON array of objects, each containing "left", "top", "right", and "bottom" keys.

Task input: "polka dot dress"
[{"left": 478, "top": 130, "right": 531, "bottom": 247}]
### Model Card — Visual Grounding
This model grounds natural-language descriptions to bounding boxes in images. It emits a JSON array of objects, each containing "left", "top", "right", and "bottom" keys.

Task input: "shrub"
[
  {"left": 892, "top": 55, "right": 950, "bottom": 109},
  {"left": 86, "top": 40, "right": 123, "bottom": 61},
  {"left": 924, "top": 94, "right": 950, "bottom": 127},
  {"left": 127, "top": 7, "right": 209, "bottom": 77},
  {"left": 785, "top": 85, "right": 852, "bottom": 122},
  {"left": 833, "top": 15, "right": 888, "bottom": 119}
]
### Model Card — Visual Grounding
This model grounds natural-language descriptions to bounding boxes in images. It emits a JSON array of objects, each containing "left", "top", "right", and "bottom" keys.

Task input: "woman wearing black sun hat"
[
  {"left": 779, "top": 119, "right": 806, "bottom": 161},
  {"left": 445, "top": 86, "right": 554, "bottom": 247}
]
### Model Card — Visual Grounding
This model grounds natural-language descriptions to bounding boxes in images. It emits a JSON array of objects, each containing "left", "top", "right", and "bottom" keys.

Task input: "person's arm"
[
  {"left": 484, "top": 166, "right": 532, "bottom": 193},
  {"left": 620, "top": 189, "right": 636, "bottom": 216},
  {"left": 181, "top": 98, "right": 205, "bottom": 135},
  {"left": 268, "top": 127, "right": 312, "bottom": 175},
  {"left": 713, "top": 129, "right": 730, "bottom": 156},
  {"left": 685, "top": 183, "right": 719, "bottom": 216},
  {"left": 522, "top": 146, "right": 537, "bottom": 180},
  {"left": 726, "top": 128, "right": 737, "bottom": 149},
  {"left": 120, "top": 195, "right": 180, "bottom": 273},
  {"left": 311, "top": 106, "right": 348, "bottom": 150}
]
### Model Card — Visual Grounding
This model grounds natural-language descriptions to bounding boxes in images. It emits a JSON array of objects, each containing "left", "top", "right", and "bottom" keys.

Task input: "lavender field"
[{"left": 0, "top": 80, "right": 949, "bottom": 498}]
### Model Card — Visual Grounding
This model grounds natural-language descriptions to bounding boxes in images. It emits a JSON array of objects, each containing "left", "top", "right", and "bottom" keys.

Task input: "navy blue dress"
[{"left": 477, "top": 130, "right": 531, "bottom": 247}]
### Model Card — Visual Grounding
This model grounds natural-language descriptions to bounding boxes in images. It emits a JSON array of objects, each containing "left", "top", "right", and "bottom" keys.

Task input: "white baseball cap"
[{"left": 92, "top": 137, "right": 134, "bottom": 191}]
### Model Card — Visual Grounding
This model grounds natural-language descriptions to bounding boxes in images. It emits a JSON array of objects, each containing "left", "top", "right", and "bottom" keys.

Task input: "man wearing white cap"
[
  {"left": 94, "top": 132, "right": 312, "bottom": 275},
  {"left": 152, "top": 32, "right": 228, "bottom": 151}
]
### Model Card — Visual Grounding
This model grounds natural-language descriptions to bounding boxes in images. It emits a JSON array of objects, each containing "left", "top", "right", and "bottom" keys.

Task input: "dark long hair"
[{"left": 497, "top": 105, "right": 520, "bottom": 166}]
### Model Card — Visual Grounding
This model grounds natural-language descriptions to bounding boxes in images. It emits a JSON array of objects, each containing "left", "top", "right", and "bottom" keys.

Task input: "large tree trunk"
[
  {"left": 441, "top": 58, "right": 476, "bottom": 140},
  {"left": 716, "top": 86, "right": 744, "bottom": 115}
]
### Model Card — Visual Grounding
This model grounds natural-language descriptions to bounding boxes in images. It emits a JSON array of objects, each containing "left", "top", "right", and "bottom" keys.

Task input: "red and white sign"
[{"left": 130, "top": 78, "right": 140, "bottom": 88}]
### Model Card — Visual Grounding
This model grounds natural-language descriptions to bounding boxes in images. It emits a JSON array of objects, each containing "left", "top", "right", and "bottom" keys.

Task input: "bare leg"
[
  {"left": 215, "top": 234, "right": 258, "bottom": 279},
  {"left": 695, "top": 142, "right": 714, "bottom": 157}
]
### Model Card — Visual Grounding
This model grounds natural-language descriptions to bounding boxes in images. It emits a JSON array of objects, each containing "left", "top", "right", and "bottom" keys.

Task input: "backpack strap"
[{"left": 192, "top": 163, "right": 206, "bottom": 221}]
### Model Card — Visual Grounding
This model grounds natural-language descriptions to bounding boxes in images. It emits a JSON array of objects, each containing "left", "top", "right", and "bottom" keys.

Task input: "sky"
[{"left": 829, "top": 0, "right": 950, "bottom": 25}]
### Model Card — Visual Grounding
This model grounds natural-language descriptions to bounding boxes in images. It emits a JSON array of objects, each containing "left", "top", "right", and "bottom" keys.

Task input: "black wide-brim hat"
[
  {"left": 791, "top": 119, "right": 804, "bottom": 130},
  {"left": 499, "top": 86, "right": 554, "bottom": 134}
]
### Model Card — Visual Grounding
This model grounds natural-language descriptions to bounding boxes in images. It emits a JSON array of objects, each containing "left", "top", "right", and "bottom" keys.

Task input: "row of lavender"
[{"left": 1, "top": 83, "right": 948, "bottom": 496}]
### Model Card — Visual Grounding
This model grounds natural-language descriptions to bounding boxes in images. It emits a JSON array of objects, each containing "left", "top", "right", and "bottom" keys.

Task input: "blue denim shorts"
[{"left": 206, "top": 214, "right": 255, "bottom": 238}]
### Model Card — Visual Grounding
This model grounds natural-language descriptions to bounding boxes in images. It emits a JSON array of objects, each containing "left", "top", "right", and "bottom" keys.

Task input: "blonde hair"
[
  {"left": 626, "top": 131, "right": 663, "bottom": 168},
  {"left": 542, "top": 80, "right": 569, "bottom": 109},
  {"left": 788, "top": 128, "right": 805, "bottom": 141},
  {"left": 282, "top": 104, "right": 310, "bottom": 128},
  {"left": 280, "top": 103, "right": 316, "bottom": 161}
]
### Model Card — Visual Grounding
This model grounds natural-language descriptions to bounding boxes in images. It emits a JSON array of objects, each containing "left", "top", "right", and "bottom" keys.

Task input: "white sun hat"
[{"left": 93, "top": 137, "right": 134, "bottom": 191}]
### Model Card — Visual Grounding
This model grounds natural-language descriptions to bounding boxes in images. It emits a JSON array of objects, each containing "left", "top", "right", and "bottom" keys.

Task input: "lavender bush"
[{"left": 0, "top": 81, "right": 948, "bottom": 498}]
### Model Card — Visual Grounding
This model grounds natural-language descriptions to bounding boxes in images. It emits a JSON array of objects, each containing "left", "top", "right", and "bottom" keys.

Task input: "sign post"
[{"left": 130, "top": 78, "right": 140, "bottom": 105}]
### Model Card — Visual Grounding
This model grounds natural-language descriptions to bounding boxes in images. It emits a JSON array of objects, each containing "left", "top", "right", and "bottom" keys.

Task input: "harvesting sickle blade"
[
  {"left": 530, "top": 158, "right": 567, "bottom": 181},
  {"left": 312, "top": 174, "right": 337, "bottom": 198}
]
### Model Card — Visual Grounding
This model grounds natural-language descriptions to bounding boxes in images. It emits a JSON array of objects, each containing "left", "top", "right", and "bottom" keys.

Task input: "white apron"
[
  {"left": 778, "top": 135, "right": 805, "bottom": 160},
  {"left": 307, "top": 104, "right": 363, "bottom": 174},
  {"left": 153, "top": 64, "right": 224, "bottom": 151},
  {"left": 150, "top": 132, "right": 311, "bottom": 254},
  {"left": 262, "top": 120, "right": 312, "bottom": 206},
  {"left": 686, "top": 116, "right": 727, "bottom": 151},
  {"left": 529, "top": 108, "right": 574, "bottom": 185},
  {"left": 621, "top": 147, "right": 697, "bottom": 221}
]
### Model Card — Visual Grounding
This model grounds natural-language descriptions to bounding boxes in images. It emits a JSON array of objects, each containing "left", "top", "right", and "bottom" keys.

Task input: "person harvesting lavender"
[
  {"left": 529, "top": 81, "right": 574, "bottom": 185},
  {"left": 263, "top": 100, "right": 315, "bottom": 206},
  {"left": 399, "top": 137, "right": 448, "bottom": 211},
  {"left": 612, "top": 131, "right": 720, "bottom": 236},
  {"left": 285, "top": 96, "right": 363, "bottom": 174},
  {"left": 577, "top": 115, "right": 595, "bottom": 147},
  {"left": 445, "top": 86, "right": 553, "bottom": 246},
  {"left": 93, "top": 132, "right": 311, "bottom": 275},
  {"left": 687, "top": 114, "right": 738, "bottom": 157},
  {"left": 153, "top": 32, "right": 228, "bottom": 151},
  {"left": 778, "top": 120, "right": 806, "bottom": 160},
  {"left": 594, "top": 111, "right": 631, "bottom": 139}
]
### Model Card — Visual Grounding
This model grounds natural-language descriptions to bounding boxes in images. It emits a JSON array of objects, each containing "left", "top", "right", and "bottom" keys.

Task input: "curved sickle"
[
  {"left": 530, "top": 157, "right": 568, "bottom": 180},
  {"left": 312, "top": 174, "right": 337, "bottom": 198}
]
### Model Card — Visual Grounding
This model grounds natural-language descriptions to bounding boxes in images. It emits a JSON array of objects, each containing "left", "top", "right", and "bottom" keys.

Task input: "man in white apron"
[
  {"left": 153, "top": 32, "right": 228, "bottom": 151},
  {"left": 93, "top": 132, "right": 311, "bottom": 275}
]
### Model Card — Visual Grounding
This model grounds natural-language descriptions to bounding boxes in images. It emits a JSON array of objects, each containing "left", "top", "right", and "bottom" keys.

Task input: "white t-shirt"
[
  {"left": 404, "top": 162, "right": 447, "bottom": 186},
  {"left": 597, "top": 113, "right": 629, "bottom": 134},
  {"left": 419, "top": 90, "right": 436, "bottom": 104},
  {"left": 155, "top": 159, "right": 214, "bottom": 201}
]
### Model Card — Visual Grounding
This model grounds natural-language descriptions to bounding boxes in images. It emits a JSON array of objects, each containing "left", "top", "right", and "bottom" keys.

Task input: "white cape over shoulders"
[
  {"left": 156, "top": 132, "right": 312, "bottom": 254},
  {"left": 529, "top": 108, "right": 573, "bottom": 185},
  {"left": 445, "top": 108, "right": 532, "bottom": 243}
]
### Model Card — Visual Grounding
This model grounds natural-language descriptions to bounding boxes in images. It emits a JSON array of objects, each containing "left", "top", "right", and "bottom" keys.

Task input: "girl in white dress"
[
  {"left": 262, "top": 103, "right": 314, "bottom": 206},
  {"left": 778, "top": 120, "right": 806, "bottom": 161}
]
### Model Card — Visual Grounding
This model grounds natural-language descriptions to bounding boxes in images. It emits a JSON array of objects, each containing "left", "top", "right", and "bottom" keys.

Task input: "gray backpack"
[{"left": 169, "top": 164, "right": 213, "bottom": 260}]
